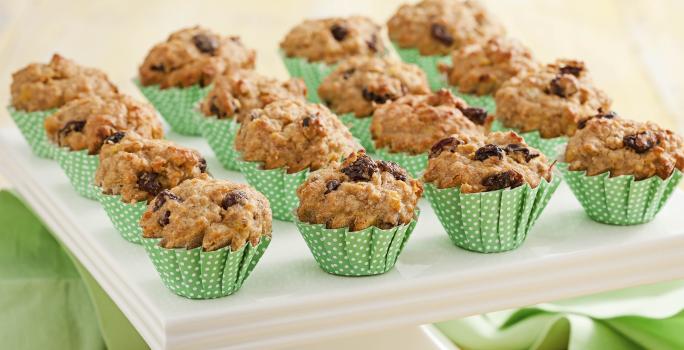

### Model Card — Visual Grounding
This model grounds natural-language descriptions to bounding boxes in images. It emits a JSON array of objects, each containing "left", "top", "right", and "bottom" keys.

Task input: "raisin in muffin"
[
  {"left": 199, "top": 69, "right": 307, "bottom": 122},
  {"left": 440, "top": 37, "right": 538, "bottom": 95},
  {"left": 424, "top": 131, "right": 552, "bottom": 192},
  {"left": 495, "top": 59, "right": 611, "bottom": 138},
  {"left": 280, "top": 16, "right": 386, "bottom": 64},
  {"left": 11, "top": 54, "right": 118, "bottom": 112},
  {"left": 95, "top": 133, "right": 207, "bottom": 203},
  {"left": 139, "top": 26, "right": 256, "bottom": 88},
  {"left": 297, "top": 151, "right": 422, "bottom": 230},
  {"left": 371, "top": 89, "right": 491, "bottom": 155},
  {"left": 44, "top": 94, "right": 163, "bottom": 154},
  {"left": 387, "top": 0, "right": 505, "bottom": 56},
  {"left": 565, "top": 112, "right": 684, "bottom": 180},
  {"left": 140, "top": 175, "right": 272, "bottom": 251},
  {"left": 235, "top": 99, "right": 361, "bottom": 173},
  {"left": 318, "top": 56, "right": 430, "bottom": 117}
]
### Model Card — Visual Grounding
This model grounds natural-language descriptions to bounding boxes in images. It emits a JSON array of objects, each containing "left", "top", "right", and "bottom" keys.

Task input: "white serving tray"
[{"left": 1, "top": 127, "right": 684, "bottom": 350}]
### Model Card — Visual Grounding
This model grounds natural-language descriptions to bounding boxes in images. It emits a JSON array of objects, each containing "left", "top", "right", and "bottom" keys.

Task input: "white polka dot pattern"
[
  {"left": 134, "top": 79, "right": 210, "bottom": 136},
  {"left": 339, "top": 113, "right": 375, "bottom": 153},
  {"left": 199, "top": 114, "right": 241, "bottom": 171},
  {"left": 7, "top": 107, "right": 58, "bottom": 159},
  {"left": 96, "top": 192, "right": 147, "bottom": 244},
  {"left": 374, "top": 148, "right": 428, "bottom": 178},
  {"left": 54, "top": 147, "right": 100, "bottom": 200},
  {"left": 490, "top": 120, "right": 568, "bottom": 160},
  {"left": 425, "top": 176, "right": 560, "bottom": 253},
  {"left": 142, "top": 236, "right": 271, "bottom": 299},
  {"left": 294, "top": 212, "right": 419, "bottom": 276},
  {"left": 280, "top": 51, "right": 336, "bottom": 103},
  {"left": 559, "top": 163, "right": 683, "bottom": 225}
]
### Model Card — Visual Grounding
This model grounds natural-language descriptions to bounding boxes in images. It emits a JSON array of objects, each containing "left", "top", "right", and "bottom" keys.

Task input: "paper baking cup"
[
  {"left": 392, "top": 43, "right": 449, "bottom": 91},
  {"left": 279, "top": 51, "right": 335, "bottom": 103},
  {"left": 294, "top": 213, "right": 418, "bottom": 276},
  {"left": 142, "top": 236, "right": 271, "bottom": 299},
  {"left": 425, "top": 176, "right": 560, "bottom": 253},
  {"left": 236, "top": 159, "right": 308, "bottom": 222},
  {"left": 373, "top": 148, "right": 427, "bottom": 178},
  {"left": 338, "top": 113, "right": 375, "bottom": 153},
  {"left": 198, "top": 112, "right": 241, "bottom": 171},
  {"left": 54, "top": 146, "right": 100, "bottom": 200},
  {"left": 7, "top": 107, "right": 57, "bottom": 159},
  {"left": 559, "top": 164, "right": 682, "bottom": 225},
  {"left": 448, "top": 88, "right": 496, "bottom": 115},
  {"left": 491, "top": 120, "right": 568, "bottom": 160},
  {"left": 134, "top": 79, "right": 210, "bottom": 136},
  {"left": 95, "top": 192, "right": 147, "bottom": 244}
]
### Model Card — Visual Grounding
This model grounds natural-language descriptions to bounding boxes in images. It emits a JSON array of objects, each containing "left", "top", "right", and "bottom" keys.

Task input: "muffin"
[
  {"left": 279, "top": 16, "right": 387, "bottom": 102},
  {"left": 387, "top": 0, "right": 505, "bottom": 89},
  {"left": 136, "top": 26, "right": 256, "bottom": 135},
  {"left": 9, "top": 54, "right": 119, "bottom": 158},
  {"left": 561, "top": 113, "right": 684, "bottom": 225},
  {"left": 198, "top": 70, "right": 308, "bottom": 171},
  {"left": 140, "top": 175, "right": 272, "bottom": 299},
  {"left": 295, "top": 151, "right": 422, "bottom": 276},
  {"left": 370, "top": 89, "right": 491, "bottom": 176},
  {"left": 235, "top": 99, "right": 361, "bottom": 221},
  {"left": 423, "top": 131, "right": 559, "bottom": 252},
  {"left": 317, "top": 56, "right": 430, "bottom": 150}
]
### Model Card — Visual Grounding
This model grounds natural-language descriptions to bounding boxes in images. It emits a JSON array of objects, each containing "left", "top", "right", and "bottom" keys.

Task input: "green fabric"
[
  {"left": 338, "top": 113, "right": 375, "bottom": 153},
  {"left": 54, "top": 146, "right": 100, "bottom": 200},
  {"left": 491, "top": 120, "right": 568, "bottom": 160},
  {"left": 96, "top": 192, "right": 147, "bottom": 244},
  {"left": 7, "top": 107, "right": 58, "bottom": 159},
  {"left": 279, "top": 51, "right": 336, "bottom": 103},
  {"left": 199, "top": 115, "right": 241, "bottom": 171}
]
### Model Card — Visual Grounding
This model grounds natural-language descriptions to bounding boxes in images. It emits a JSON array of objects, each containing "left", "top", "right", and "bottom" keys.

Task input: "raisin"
[
  {"left": 59, "top": 120, "right": 86, "bottom": 137},
  {"left": 504, "top": 144, "right": 539, "bottom": 162},
  {"left": 548, "top": 76, "right": 577, "bottom": 98},
  {"left": 137, "top": 172, "right": 162, "bottom": 195},
  {"left": 150, "top": 63, "right": 165, "bottom": 72},
  {"left": 221, "top": 190, "right": 247, "bottom": 209},
  {"left": 623, "top": 131, "right": 657, "bottom": 154},
  {"left": 366, "top": 34, "right": 378, "bottom": 52},
  {"left": 559, "top": 65, "right": 583, "bottom": 77},
  {"left": 482, "top": 170, "right": 524, "bottom": 191},
  {"left": 342, "top": 68, "right": 355, "bottom": 80},
  {"left": 330, "top": 24, "right": 348, "bottom": 41},
  {"left": 430, "top": 23, "right": 454, "bottom": 46},
  {"left": 377, "top": 160, "right": 408, "bottom": 182},
  {"left": 158, "top": 210, "right": 171, "bottom": 227},
  {"left": 361, "top": 88, "right": 390, "bottom": 104},
  {"left": 429, "top": 137, "right": 463, "bottom": 158},
  {"left": 103, "top": 131, "right": 125, "bottom": 145},
  {"left": 460, "top": 107, "right": 488, "bottom": 125},
  {"left": 341, "top": 154, "right": 378, "bottom": 182},
  {"left": 302, "top": 116, "right": 313, "bottom": 127},
  {"left": 198, "top": 158, "right": 207, "bottom": 173},
  {"left": 192, "top": 34, "right": 218, "bottom": 55},
  {"left": 577, "top": 111, "right": 616, "bottom": 129},
  {"left": 153, "top": 190, "right": 182, "bottom": 211},
  {"left": 473, "top": 144, "right": 504, "bottom": 161},
  {"left": 324, "top": 180, "right": 341, "bottom": 194}
]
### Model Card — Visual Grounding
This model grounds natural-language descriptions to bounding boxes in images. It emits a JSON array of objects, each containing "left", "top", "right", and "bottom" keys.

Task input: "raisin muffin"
[
  {"left": 280, "top": 16, "right": 386, "bottom": 64},
  {"left": 424, "top": 131, "right": 552, "bottom": 192},
  {"left": 371, "top": 89, "right": 491, "bottom": 155},
  {"left": 495, "top": 59, "right": 611, "bottom": 138},
  {"left": 199, "top": 69, "right": 307, "bottom": 122},
  {"left": 565, "top": 112, "right": 684, "bottom": 180},
  {"left": 387, "top": 0, "right": 505, "bottom": 56},
  {"left": 11, "top": 54, "right": 118, "bottom": 112},
  {"left": 318, "top": 56, "right": 430, "bottom": 117},
  {"left": 297, "top": 151, "right": 422, "bottom": 230},
  {"left": 140, "top": 175, "right": 272, "bottom": 251},
  {"left": 44, "top": 94, "right": 163, "bottom": 154},
  {"left": 139, "top": 26, "right": 256, "bottom": 88},
  {"left": 440, "top": 37, "right": 538, "bottom": 95},
  {"left": 95, "top": 133, "right": 207, "bottom": 203},
  {"left": 235, "top": 99, "right": 361, "bottom": 173}
]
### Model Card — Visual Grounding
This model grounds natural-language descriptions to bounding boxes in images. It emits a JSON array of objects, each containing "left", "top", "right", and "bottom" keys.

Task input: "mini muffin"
[
  {"left": 235, "top": 99, "right": 361, "bottom": 173},
  {"left": 96, "top": 133, "right": 207, "bottom": 203},
  {"left": 280, "top": 16, "right": 386, "bottom": 64},
  {"left": 495, "top": 59, "right": 611, "bottom": 139},
  {"left": 387, "top": 0, "right": 505, "bottom": 56},
  {"left": 424, "top": 131, "right": 552, "bottom": 193},
  {"left": 318, "top": 56, "right": 430, "bottom": 117},
  {"left": 440, "top": 37, "right": 538, "bottom": 96},
  {"left": 139, "top": 26, "right": 256, "bottom": 88},
  {"left": 141, "top": 175, "right": 271, "bottom": 251},
  {"left": 44, "top": 94, "right": 163, "bottom": 155}
]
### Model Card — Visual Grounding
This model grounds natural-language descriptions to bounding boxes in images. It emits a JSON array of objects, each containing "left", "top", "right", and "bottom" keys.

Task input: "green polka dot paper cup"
[
  {"left": 392, "top": 43, "right": 449, "bottom": 91},
  {"left": 142, "top": 236, "right": 271, "bottom": 299},
  {"left": 96, "top": 192, "right": 147, "bottom": 244},
  {"left": 425, "top": 177, "right": 560, "bottom": 253},
  {"left": 279, "top": 51, "right": 336, "bottom": 103},
  {"left": 134, "top": 79, "right": 210, "bottom": 136},
  {"left": 491, "top": 120, "right": 568, "bottom": 160},
  {"left": 294, "top": 212, "right": 419, "bottom": 276},
  {"left": 338, "top": 113, "right": 374, "bottom": 153},
  {"left": 448, "top": 89, "right": 496, "bottom": 115},
  {"left": 7, "top": 107, "right": 57, "bottom": 159},
  {"left": 374, "top": 148, "right": 427, "bottom": 179},
  {"left": 559, "top": 164, "right": 682, "bottom": 225},
  {"left": 54, "top": 147, "right": 100, "bottom": 200},
  {"left": 236, "top": 159, "right": 308, "bottom": 222},
  {"left": 198, "top": 112, "right": 241, "bottom": 171}
]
